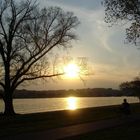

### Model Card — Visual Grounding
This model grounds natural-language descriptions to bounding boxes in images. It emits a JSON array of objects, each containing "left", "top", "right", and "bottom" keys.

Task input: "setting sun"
[{"left": 64, "top": 63, "right": 80, "bottom": 78}]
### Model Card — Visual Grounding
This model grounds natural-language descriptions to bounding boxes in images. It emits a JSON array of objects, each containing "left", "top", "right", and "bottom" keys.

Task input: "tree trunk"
[
  {"left": 3, "top": 61, "right": 16, "bottom": 115},
  {"left": 3, "top": 92, "right": 15, "bottom": 116}
]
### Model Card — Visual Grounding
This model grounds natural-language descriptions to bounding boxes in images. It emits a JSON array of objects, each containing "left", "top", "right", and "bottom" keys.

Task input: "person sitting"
[{"left": 121, "top": 99, "right": 131, "bottom": 115}]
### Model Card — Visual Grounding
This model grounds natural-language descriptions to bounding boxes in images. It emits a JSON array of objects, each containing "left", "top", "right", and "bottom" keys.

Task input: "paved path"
[{"left": 1, "top": 115, "right": 140, "bottom": 140}]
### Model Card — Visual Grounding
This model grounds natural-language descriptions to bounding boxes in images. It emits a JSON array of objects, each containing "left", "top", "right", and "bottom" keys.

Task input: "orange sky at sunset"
[{"left": 25, "top": 0, "right": 140, "bottom": 90}]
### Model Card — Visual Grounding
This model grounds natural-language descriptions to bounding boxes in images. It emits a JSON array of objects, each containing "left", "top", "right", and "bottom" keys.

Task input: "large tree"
[
  {"left": 102, "top": 0, "right": 140, "bottom": 46},
  {"left": 120, "top": 77, "right": 140, "bottom": 99},
  {"left": 0, "top": 0, "right": 79, "bottom": 115}
]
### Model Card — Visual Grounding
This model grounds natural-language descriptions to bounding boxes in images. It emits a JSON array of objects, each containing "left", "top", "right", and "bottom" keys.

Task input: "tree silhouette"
[
  {"left": 120, "top": 76, "right": 140, "bottom": 99},
  {"left": 0, "top": 0, "right": 79, "bottom": 115},
  {"left": 102, "top": 0, "right": 140, "bottom": 46}
]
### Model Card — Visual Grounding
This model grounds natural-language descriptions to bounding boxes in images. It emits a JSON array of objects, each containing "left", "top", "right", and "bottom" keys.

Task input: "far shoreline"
[{"left": 0, "top": 88, "right": 124, "bottom": 98}]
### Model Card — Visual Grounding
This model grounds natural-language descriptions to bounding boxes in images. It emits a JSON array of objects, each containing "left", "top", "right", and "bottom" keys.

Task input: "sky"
[{"left": 28, "top": 0, "right": 140, "bottom": 90}]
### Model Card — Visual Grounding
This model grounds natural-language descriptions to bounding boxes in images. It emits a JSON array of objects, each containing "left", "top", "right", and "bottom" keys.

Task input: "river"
[{"left": 0, "top": 96, "right": 139, "bottom": 114}]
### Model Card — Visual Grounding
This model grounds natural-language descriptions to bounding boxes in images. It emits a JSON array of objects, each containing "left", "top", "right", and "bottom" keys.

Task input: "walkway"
[{"left": 1, "top": 115, "right": 140, "bottom": 140}]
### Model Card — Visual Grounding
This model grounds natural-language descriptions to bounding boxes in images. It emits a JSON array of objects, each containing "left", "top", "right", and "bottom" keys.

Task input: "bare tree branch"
[
  {"left": 14, "top": 72, "right": 64, "bottom": 89},
  {"left": 102, "top": 0, "right": 140, "bottom": 46},
  {"left": 0, "top": 81, "right": 5, "bottom": 89},
  {"left": 0, "top": 0, "right": 79, "bottom": 115}
]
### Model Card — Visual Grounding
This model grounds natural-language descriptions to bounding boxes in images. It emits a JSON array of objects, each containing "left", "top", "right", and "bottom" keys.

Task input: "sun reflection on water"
[{"left": 67, "top": 97, "right": 77, "bottom": 110}]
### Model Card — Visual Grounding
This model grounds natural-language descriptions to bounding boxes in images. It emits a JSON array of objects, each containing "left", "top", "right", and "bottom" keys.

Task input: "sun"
[{"left": 64, "top": 63, "right": 80, "bottom": 78}]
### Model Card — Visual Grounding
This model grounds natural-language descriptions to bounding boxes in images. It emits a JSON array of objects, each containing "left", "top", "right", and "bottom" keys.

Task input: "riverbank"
[{"left": 0, "top": 103, "right": 140, "bottom": 138}]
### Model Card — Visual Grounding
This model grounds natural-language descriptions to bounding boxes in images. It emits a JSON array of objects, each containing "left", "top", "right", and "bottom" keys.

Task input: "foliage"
[
  {"left": 102, "top": 0, "right": 140, "bottom": 46},
  {"left": 120, "top": 77, "right": 140, "bottom": 97}
]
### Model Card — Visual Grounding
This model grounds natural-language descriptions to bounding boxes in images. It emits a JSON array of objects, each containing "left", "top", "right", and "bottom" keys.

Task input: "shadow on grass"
[
  {"left": 63, "top": 120, "right": 140, "bottom": 140},
  {"left": 0, "top": 103, "right": 140, "bottom": 137}
]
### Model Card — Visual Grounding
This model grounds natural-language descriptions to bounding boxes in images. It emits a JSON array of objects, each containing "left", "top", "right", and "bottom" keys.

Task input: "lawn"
[
  {"left": 0, "top": 103, "right": 140, "bottom": 138},
  {"left": 64, "top": 119, "right": 140, "bottom": 140}
]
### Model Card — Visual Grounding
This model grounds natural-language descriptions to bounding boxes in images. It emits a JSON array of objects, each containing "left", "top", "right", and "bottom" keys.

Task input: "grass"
[
  {"left": 0, "top": 103, "right": 140, "bottom": 137},
  {"left": 64, "top": 119, "right": 140, "bottom": 140}
]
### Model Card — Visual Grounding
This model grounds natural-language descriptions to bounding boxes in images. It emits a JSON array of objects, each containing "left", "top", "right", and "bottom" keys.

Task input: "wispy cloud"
[{"left": 35, "top": 0, "right": 140, "bottom": 90}]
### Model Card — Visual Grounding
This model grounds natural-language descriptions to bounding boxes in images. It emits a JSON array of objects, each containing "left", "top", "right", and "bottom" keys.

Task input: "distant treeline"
[{"left": 0, "top": 88, "right": 129, "bottom": 98}]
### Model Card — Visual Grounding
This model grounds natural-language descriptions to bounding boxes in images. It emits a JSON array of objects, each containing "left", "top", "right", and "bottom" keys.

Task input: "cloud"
[
  {"left": 36, "top": 0, "right": 140, "bottom": 90},
  {"left": 45, "top": 0, "right": 102, "bottom": 10}
]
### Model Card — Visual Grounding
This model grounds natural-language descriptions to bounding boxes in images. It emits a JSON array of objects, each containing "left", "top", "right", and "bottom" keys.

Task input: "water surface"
[{"left": 0, "top": 97, "right": 139, "bottom": 114}]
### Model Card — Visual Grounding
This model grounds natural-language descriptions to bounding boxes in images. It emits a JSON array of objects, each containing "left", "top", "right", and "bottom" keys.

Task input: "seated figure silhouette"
[{"left": 121, "top": 99, "right": 131, "bottom": 115}]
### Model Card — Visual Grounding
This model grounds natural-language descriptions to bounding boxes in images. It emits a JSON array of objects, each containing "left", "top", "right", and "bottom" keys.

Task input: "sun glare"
[
  {"left": 67, "top": 97, "right": 77, "bottom": 110},
  {"left": 64, "top": 63, "right": 80, "bottom": 79}
]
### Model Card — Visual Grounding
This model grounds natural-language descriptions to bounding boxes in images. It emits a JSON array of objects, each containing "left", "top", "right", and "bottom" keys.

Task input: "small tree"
[
  {"left": 0, "top": 0, "right": 79, "bottom": 115},
  {"left": 102, "top": 0, "right": 140, "bottom": 46},
  {"left": 120, "top": 77, "right": 140, "bottom": 99}
]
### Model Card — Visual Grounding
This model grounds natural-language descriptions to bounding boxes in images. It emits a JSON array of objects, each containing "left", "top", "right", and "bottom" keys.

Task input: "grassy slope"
[
  {"left": 65, "top": 120, "right": 140, "bottom": 140},
  {"left": 0, "top": 103, "right": 140, "bottom": 137}
]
